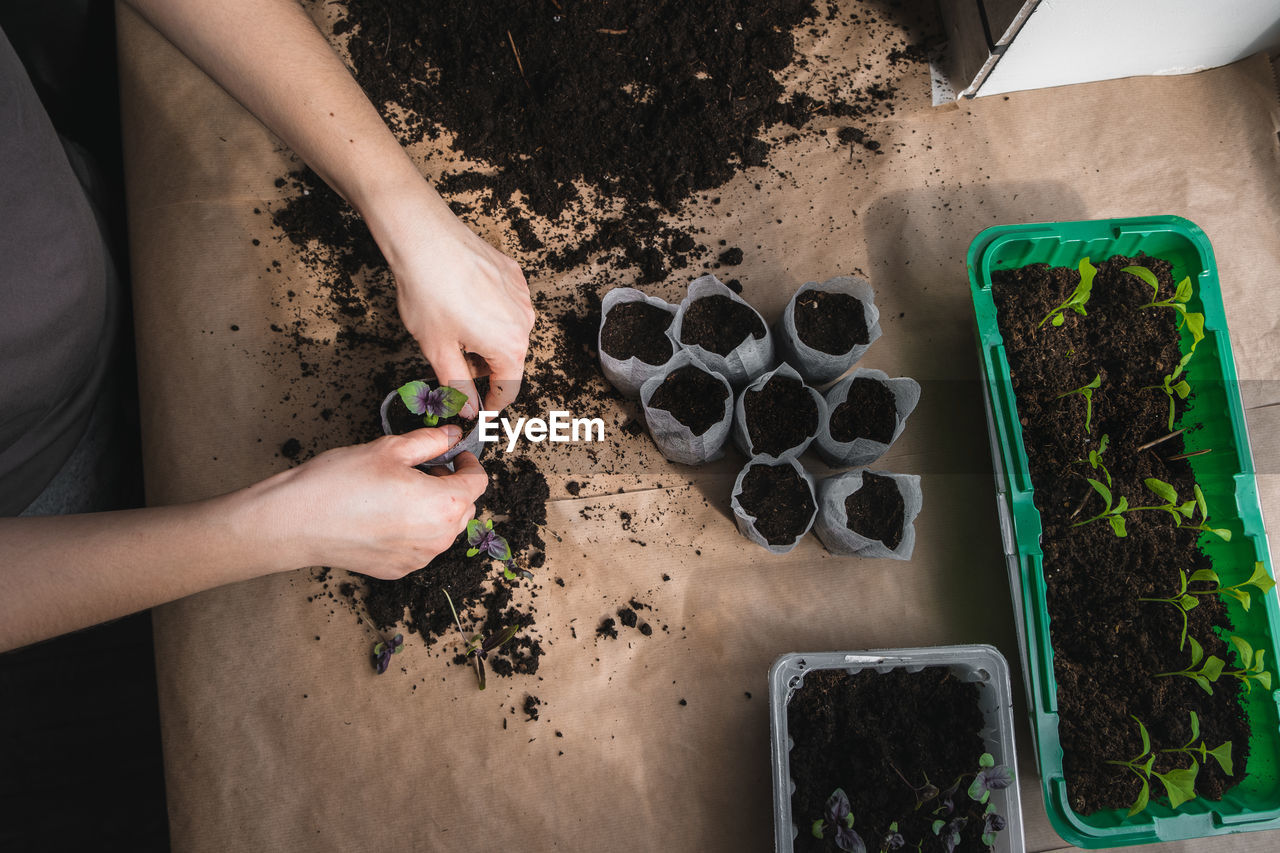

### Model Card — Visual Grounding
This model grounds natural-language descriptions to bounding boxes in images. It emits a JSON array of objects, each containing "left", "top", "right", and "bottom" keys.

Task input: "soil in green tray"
[
  {"left": 844, "top": 472, "right": 904, "bottom": 549},
  {"left": 794, "top": 289, "right": 868, "bottom": 354},
  {"left": 788, "top": 667, "right": 997, "bottom": 853},
  {"left": 600, "top": 301, "right": 675, "bottom": 365},
  {"left": 830, "top": 377, "right": 896, "bottom": 443},
  {"left": 744, "top": 374, "right": 817, "bottom": 456},
  {"left": 647, "top": 364, "right": 729, "bottom": 436},
  {"left": 678, "top": 294, "right": 766, "bottom": 356},
  {"left": 737, "top": 463, "right": 814, "bottom": 544},
  {"left": 992, "top": 254, "right": 1250, "bottom": 815}
]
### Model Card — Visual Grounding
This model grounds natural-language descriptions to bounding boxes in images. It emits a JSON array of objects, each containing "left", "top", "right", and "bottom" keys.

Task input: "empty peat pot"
[
  {"left": 776, "top": 275, "right": 882, "bottom": 385},
  {"left": 639, "top": 349, "right": 734, "bottom": 465},
  {"left": 597, "top": 287, "right": 678, "bottom": 398},
  {"left": 732, "top": 363, "right": 828, "bottom": 462},
  {"left": 731, "top": 457, "right": 818, "bottom": 554},
  {"left": 815, "top": 368, "right": 920, "bottom": 468},
  {"left": 670, "top": 273, "right": 774, "bottom": 387},
  {"left": 814, "top": 468, "right": 922, "bottom": 559}
]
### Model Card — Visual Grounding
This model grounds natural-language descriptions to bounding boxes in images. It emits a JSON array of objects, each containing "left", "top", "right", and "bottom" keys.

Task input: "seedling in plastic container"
[
  {"left": 1138, "top": 480, "right": 1231, "bottom": 541},
  {"left": 397, "top": 379, "right": 468, "bottom": 427},
  {"left": 1058, "top": 373, "right": 1102, "bottom": 433},
  {"left": 372, "top": 633, "right": 404, "bottom": 675},
  {"left": 1125, "top": 265, "right": 1207, "bottom": 350},
  {"left": 1148, "top": 370, "right": 1191, "bottom": 432},
  {"left": 467, "top": 518, "right": 531, "bottom": 581},
  {"left": 879, "top": 822, "right": 905, "bottom": 852},
  {"left": 442, "top": 588, "right": 520, "bottom": 690},
  {"left": 1105, "top": 715, "right": 1199, "bottom": 816},
  {"left": 810, "top": 787, "right": 866, "bottom": 853},
  {"left": 1139, "top": 567, "right": 1217, "bottom": 650},
  {"left": 966, "top": 753, "right": 1014, "bottom": 805},
  {"left": 1073, "top": 475, "right": 1130, "bottom": 537},
  {"left": 1160, "top": 710, "right": 1233, "bottom": 776},
  {"left": 1224, "top": 636, "right": 1272, "bottom": 694},
  {"left": 1155, "top": 636, "right": 1225, "bottom": 694},
  {"left": 1038, "top": 257, "right": 1097, "bottom": 329},
  {"left": 930, "top": 817, "right": 967, "bottom": 853}
]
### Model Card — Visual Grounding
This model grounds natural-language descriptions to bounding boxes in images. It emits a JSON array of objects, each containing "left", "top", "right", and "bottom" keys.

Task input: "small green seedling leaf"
[{"left": 1039, "top": 257, "right": 1097, "bottom": 329}]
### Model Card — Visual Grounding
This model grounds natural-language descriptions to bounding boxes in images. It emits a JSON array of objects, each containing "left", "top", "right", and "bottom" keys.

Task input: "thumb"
[
  {"left": 386, "top": 426, "right": 463, "bottom": 466},
  {"left": 426, "top": 347, "right": 481, "bottom": 420}
]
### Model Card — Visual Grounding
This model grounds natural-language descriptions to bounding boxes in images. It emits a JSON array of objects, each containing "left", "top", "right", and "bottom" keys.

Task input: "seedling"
[
  {"left": 1161, "top": 711, "right": 1233, "bottom": 776},
  {"left": 1208, "top": 562, "right": 1277, "bottom": 611},
  {"left": 930, "top": 817, "right": 967, "bottom": 853},
  {"left": 981, "top": 807, "right": 1007, "bottom": 848},
  {"left": 1223, "top": 635, "right": 1272, "bottom": 694},
  {"left": 1125, "top": 265, "right": 1207, "bottom": 351},
  {"left": 1038, "top": 257, "right": 1097, "bottom": 329},
  {"left": 1148, "top": 370, "right": 1191, "bottom": 432},
  {"left": 1155, "top": 635, "right": 1225, "bottom": 694},
  {"left": 889, "top": 764, "right": 939, "bottom": 809},
  {"left": 879, "top": 822, "right": 905, "bottom": 853},
  {"left": 966, "top": 753, "right": 1014, "bottom": 805},
  {"left": 1136, "top": 480, "right": 1231, "bottom": 541},
  {"left": 1138, "top": 567, "right": 1218, "bottom": 650},
  {"left": 1058, "top": 374, "right": 1102, "bottom": 433},
  {"left": 1105, "top": 716, "right": 1199, "bottom": 816},
  {"left": 371, "top": 633, "right": 404, "bottom": 675},
  {"left": 1072, "top": 475, "right": 1130, "bottom": 537},
  {"left": 396, "top": 379, "right": 468, "bottom": 427},
  {"left": 810, "top": 787, "right": 865, "bottom": 853},
  {"left": 466, "top": 518, "right": 532, "bottom": 581},
  {"left": 442, "top": 588, "right": 519, "bottom": 690}
]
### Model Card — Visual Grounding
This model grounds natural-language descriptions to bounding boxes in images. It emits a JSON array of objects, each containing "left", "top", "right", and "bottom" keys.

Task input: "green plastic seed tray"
[{"left": 967, "top": 215, "right": 1280, "bottom": 847}]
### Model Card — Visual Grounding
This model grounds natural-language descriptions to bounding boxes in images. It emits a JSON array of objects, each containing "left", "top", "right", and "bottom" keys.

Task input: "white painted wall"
[{"left": 977, "top": 0, "right": 1280, "bottom": 97}]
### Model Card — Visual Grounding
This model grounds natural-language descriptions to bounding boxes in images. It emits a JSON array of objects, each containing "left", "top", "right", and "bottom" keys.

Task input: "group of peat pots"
[{"left": 598, "top": 274, "right": 922, "bottom": 558}]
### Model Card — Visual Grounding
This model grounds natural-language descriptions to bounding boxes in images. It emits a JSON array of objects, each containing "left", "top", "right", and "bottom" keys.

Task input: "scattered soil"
[
  {"left": 788, "top": 667, "right": 995, "bottom": 853},
  {"left": 600, "top": 301, "right": 675, "bottom": 366},
  {"left": 992, "top": 254, "right": 1250, "bottom": 814},
  {"left": 744, "top": 374, "right": 818, "bottom": 456},
  {"left": 737, "top": 463, "right": 815, "bottom": 545},
  {"left": 678, "top": 294, "right": 766, "bottom": 356},
  {"left": 830, "top": 377, "right": 896, "bottom": 443},
  {"left": 647, "top": 365, "right": 730, "bottom": 436},
  {"left": 843, "top": 472, "right": 904, "bottom": 549},
  {"left": 794, "top": 290, "right": 868, "bottom": 354}
]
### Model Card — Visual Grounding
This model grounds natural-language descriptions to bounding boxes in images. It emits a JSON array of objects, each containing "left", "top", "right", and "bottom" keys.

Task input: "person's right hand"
[{"left": 251, "top": 426, "right": 488, "bottom": 579}]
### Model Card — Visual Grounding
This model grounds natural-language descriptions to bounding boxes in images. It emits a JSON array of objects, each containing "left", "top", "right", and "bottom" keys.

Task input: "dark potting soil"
[
  {"left": 830, "top": 377, "right": 896, "bottom": 443},
  {"left": 794, "top": 289, "right": 868, "bottom": 354},
  {"left": 647, "top": 365, "right": 729, "bottom": 436},
  {"left": 599, "top": 301, "right": 675, "bottom": 366},
  {"left": 744, "top": 374, "right": 817, "bottom": 456},
  {"left": 737, "top": 463, "right": 814, "bottom": 545},
  {"left": 843, "top": 472, "right": 903, "bottom": 549},
  {"left": 788, "top": 667, "right": 995, "bottom": 853},
  {"left": 678, "top": 294, "right": 766, "bottom": 356},
  {"left": 992, "top": 254, "right": 1250, "bottom": 814}
]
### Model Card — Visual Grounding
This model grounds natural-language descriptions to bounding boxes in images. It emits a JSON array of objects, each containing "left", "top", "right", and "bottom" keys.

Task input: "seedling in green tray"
[
  {"left": 1038, "top": 257, "right": 1097, "bottom": 329},
  {"left": 1138, "top": 567, "right": 1216, "bottom": 650},
  {"left": 1155, "top": 636, "right": 1225, "bottom": 694},
  {"left": 1149, "top": 370, "right": 1192, "bottom": 432},
  {"left": 1224, "top": 636, "right": 1272, "bottom": 694},
  {"left": 1135, "top": 479, "right": 1231, "bottom": 541},
  {"left": 1073, "top": 476, "right": 1130, "bottom": 537},
  {"left": 1057, "top": 373, "right": 1102, "bottom": 433},
  {"left": 1105, "top": 716, "right": 1199, "bottom": 816},
  {"left": 1160, "top": 711, "right": 1233, "bottom": 776},
  {"left": 1125, "top": 265, "right": 1207, "bottom": 348}
]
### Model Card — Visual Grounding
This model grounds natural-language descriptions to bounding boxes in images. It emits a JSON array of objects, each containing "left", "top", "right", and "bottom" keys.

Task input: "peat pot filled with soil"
[
  {"left": 816, "top": 368, "right": 921, "bottom": 468},
  {"left": 639, "top": 349, "right": 733, "bottom": 465},
  {"left": 380, "top": 376, "right": 484, "bottom": 467},
  {"left": 597, "top": 287, "right": 678, "bottom": 398},
  {"left": 814, "top": 469, "right": 923, "bottom": 560},
  {"left": 733, "top": 362, "right": 828, "bottom": 462},
  {"left": 731, "top": 457, "right": 817, "bottom": 553},
  {"left": 769, "top": 646, "right": 1024, "bottom": 853},
  {"left": 970, "top": 217, "right": 1280, "bottom": 846},
  {"left": 777, "top": 276, "right": 883, "bottom": 385},
  {"left": 670, "top": 273, "right": 774, "bottom": 387}
]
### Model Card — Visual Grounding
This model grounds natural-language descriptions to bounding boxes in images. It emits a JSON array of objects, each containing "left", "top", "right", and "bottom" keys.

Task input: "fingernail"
[
  {"left": 461, "top": 402, "right": 477, "bottom": 420},
  {"left": 443, "top": 425, "right": 463, "bottom": 443}
]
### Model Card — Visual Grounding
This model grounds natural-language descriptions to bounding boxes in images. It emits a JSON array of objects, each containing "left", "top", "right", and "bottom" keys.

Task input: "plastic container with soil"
[
  {"left": 639, "top": 349, "right": 733, "bottom": 465},
  {"left": 814, "top": 469, "right": 922, "bottom": 560},
  {"left": 732, "top": 362, "right": 828, "bottom": 462},
  {"left": 968, "top": 215, "right": 1280, "bottom": 847},
  {"left": 769, "top": 645, "right": 1025, "bottom": 853},
  {"left": 815, "top": 368, "right": 921, "bottom": 468},
  {"left": 379, "top": 377, "right": 484, "bottom": 468},
  {"left": 597, "top": 287, "right": 679, "bottom": 398},
  {"left": 731, "top": 457, "right": 817, "bottom": 554},
  {"left": 670, "top": 273, "right": 774, "bottom": 387},
  {"left": 776, "top": 276, "right": 883, "bottom": 385}
]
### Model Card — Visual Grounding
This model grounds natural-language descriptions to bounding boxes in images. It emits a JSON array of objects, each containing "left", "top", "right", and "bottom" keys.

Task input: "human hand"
[
  {"left": 370, "top": 187, "right": 535, "bottom": 417},
  {"left": 254, "top": 427, "right": 488, "bottom": 579}
]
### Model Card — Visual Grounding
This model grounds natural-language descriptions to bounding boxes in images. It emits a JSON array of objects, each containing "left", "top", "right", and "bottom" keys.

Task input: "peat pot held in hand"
[
  {"left": 769, "top": 646, "right": 1024, "bottom": 853},
  {"left": 816, "top": 368, "right": 920, "bottom": 468},
  {"left": 597, "top": 287, "right": 679, "bottom": 398},
  {"left": 733, "top": 363, "right": 828, "bottom": 462},
  {"left": 814, "top": 469, "right": 922, "bottom": 560},
  {"left": 380, "top": 377, "right": 483, "bottom": 468},
  {"left": 731, "top": 457, "right": 818, "bottom": 554},
  {"left": 776, "top": 276, "right": 882, "bottom": 385},
  {"left": 639, "top": 349, "right": 733, "bottom": 465},
  {"left": 670, "top": 273, "right": 774, "bottom": 387}
]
